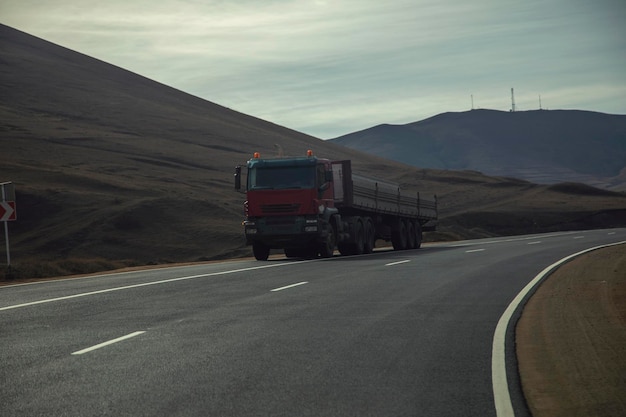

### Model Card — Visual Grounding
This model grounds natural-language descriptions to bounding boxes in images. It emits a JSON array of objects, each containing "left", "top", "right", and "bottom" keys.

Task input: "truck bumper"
[{"left": 244, "top": 216, "right": 322, "bottom": 249}]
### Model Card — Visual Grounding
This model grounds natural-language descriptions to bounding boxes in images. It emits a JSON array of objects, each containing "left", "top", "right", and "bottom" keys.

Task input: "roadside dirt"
[{"left": 516, "top": 243, "right": 626, "bottom": 417}]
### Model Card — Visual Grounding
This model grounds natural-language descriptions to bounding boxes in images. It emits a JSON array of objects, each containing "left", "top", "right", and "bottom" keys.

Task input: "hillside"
[
  {"left": 330, "top": 109, "right": 626, "bottom": 190},
  {"left": 1, "top": 24, "right": 626, "bottom": 278}
]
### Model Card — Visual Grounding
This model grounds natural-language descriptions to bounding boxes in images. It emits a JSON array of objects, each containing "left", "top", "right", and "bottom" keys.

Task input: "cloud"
[{"left": 1, "top": 0, "right": 625, "bottom": 138}]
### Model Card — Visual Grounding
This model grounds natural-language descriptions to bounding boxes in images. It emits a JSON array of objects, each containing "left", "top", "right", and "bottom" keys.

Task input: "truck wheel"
[
  {"left": 363, "top": 218, "right": 375, "bottom": 254},
  {"left": 415, "top": 223, "right": 423, "bottom": 249},
  {"left": 353, "top": 218, "right": 365, "bottom": 255},
  {"left": 391, "top": 219, "right": 407, "bottom": 251},
  {"left": 253, "top": 242, "right": 270, "bottom": 261},
  {"left": 319, "top": 223, "right": 336, "bottom": 258},
  {"left": 406, "top": 221, "right": 416, "bottom": 249}
]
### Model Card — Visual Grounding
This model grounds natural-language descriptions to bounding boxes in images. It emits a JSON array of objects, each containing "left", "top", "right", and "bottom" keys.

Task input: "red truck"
[{"left": 235, "top": 150, "right": 437, "bottom": 260}]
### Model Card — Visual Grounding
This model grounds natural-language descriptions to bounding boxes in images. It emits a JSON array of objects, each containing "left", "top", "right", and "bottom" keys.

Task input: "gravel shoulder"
[{"left": 516, "top": 243, "right": 626, "bottom": 417}]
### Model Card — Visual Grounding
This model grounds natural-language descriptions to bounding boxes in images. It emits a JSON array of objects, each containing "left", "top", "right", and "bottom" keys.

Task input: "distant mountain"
[
  {"left": 330, "top": 109, "right": 626, "bottom": 190},
  {"left": 1, "top": 24, "right": 625, "bottom": 278}
]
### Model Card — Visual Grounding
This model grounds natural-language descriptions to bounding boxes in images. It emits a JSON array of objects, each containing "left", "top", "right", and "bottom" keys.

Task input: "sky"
[{"left": 2, "top": 0, "right": 625, "bottom": 138}]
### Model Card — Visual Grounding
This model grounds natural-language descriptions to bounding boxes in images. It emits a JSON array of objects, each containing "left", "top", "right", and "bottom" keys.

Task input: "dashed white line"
[
  {"left": 449, "top": 231, "right": 579, "bottom": 248},
  {"left": 72, "top": 331, "right": 145, "bottom": 355},
  {"left": 527, "top": 241, "right": 542, "bottom": 245},
  {"left": 270, "top": 281, "right": 308, "bottom": 292},
  {"left": 466, "top": 249, "right": 485, "bottom": 253},
  {"left": 385, "top": 260, "right": 411, "bottom": 266},
  {"left": 573, "top": 236, "right": 585, "bottom": 239},
  {"left": 1, "top": 261, "right": 314, "bottom": 311}
]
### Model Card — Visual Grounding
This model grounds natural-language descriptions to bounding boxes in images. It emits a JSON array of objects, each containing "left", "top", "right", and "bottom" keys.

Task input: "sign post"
[{"left": 1, "top": 182, "right": 16, "bottom": 277}]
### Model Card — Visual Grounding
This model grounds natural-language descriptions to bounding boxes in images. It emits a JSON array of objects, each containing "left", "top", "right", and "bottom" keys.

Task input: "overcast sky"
[{"left": 2, "top": 0, "right": 625, "bottom": 138}]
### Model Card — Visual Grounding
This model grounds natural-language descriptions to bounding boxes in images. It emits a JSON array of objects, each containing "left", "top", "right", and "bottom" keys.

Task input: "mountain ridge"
[
  {"left": 330, "top": 109, "right": 626, "bottom": 190},
  {"left": 1, "top": 24, "right": 625, "bottom": 278}
]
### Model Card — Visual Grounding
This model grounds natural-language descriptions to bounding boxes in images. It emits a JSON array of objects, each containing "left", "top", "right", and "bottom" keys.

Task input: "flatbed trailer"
[{"left": 235, "top": 151, "right": 437, "bottom": 260}]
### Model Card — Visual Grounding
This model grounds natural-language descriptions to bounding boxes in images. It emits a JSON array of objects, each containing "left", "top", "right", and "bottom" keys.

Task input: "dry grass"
[{"left": 1, "top": 24, "right": 626, "bottom": 280}]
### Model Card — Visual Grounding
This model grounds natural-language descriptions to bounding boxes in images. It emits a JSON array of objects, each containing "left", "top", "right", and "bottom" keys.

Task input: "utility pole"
[{"left": 510, "top": 88, "right": 516, "bottom": 112}]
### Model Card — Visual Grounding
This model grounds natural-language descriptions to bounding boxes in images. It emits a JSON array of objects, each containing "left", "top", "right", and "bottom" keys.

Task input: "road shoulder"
[{"left": 516, "top": 244, "right": 626, "bottom": 417}]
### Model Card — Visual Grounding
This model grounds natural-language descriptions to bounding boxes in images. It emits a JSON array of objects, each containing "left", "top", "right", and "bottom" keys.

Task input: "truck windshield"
[{"left": 248, "top": 166, "right": 315, "bottom": 190}]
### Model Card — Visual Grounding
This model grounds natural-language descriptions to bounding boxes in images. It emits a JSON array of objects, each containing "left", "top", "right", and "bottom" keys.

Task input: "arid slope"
[{"left": 1, "top": 24, "right": 625, "bottom": 277}]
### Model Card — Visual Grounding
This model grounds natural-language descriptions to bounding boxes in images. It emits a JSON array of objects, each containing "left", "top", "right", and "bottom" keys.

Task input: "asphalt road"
[{"left": 1, "top": 228, "right": 624, "bottom": 417}]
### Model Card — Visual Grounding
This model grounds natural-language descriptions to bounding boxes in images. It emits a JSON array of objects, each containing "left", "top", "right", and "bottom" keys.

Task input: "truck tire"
[
  {"left": 253, "top": 242, "right": 270, "bottom": 261},
  {"left": 363, "top": 217, "right": 375, "bottom": 254},
  {"left": 338, "top": 217, "right": 364, "bottom": 256},
  {"left": 353, "top": 218, "right": 365, "bottom": 255},
  {"left": 415, "top": 223, "right": 423, "bottom": 249},
  {"left": 391, "top": 219, "right": 407, "bottom": 251},
  {"left": 406, "top": 221, "right": 417, "bottom": 249}
]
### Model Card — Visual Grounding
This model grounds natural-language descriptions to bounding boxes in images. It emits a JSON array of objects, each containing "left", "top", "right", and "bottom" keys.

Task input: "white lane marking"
[
  {"left": 527, "top": 241, "right": 542, "bottom": 245},
  {"left": 270, "top": 281, "right": 308, "bottom": 292},
  {"left": 573, "top": 236, "right": 585, "bottom": 239},
  {"left": 385, "top": 260, "right": 411, "bottom": 266},
  {"left": 492, "top": 240, "right": 626, "bottom": 417},
  {"left": 71, "top": 331, "right": 145, "bottom": 355},
  {"left": 466, "top": 249, "right": 485, "bottom": 253},
  {"left": 449, "top": 231, "right": 579, "bottom": 248},
  {"left": 608, "top": 232, "right": 616, "bottom": 235},
  {"left": 0, "top": 261, "right": 314, "bottom": 311}
]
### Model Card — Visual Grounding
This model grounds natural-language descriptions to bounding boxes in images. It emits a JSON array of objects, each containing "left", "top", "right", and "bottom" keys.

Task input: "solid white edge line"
[
  {"left": 492, "top": 240, "right": 626, "bottom": 417},
  {"left": 385, "top": 260, "right": 411, "bottom": 266},
  {"left": 1, "top": 261, "right": 315, "bottom": 311},
  {"left": 270, "top": 281, "right": 308, "bottom": 292},
  {"left": 71, "top": 331, "right": 145, "bottom": 355}
]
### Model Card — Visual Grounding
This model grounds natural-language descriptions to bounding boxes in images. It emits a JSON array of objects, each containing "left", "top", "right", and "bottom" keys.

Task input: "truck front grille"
[{"left": 261, "top": 203, "right": 301, "bottom": 214}]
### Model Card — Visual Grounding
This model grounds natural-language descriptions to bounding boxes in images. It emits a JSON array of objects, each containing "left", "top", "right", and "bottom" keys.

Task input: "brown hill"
[
  {"left": 1, "top": 24, "right": 625, "bottom": 278},
  {"left": 330, "top": 109, "right": 626, "bottom": 190}
]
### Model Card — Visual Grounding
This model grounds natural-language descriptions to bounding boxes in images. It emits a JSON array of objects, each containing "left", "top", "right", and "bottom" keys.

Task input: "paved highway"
[{"left": 1, "top": 228, "right": 624, "bottom": 416}]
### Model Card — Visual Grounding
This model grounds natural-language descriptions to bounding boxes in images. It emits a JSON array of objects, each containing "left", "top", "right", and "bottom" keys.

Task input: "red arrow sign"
[{"left": 0, "top": 201, "right": 16, "bottom": 221}]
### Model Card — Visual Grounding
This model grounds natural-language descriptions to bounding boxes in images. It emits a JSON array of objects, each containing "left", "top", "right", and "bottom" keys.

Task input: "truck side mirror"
[
  {"left": 234, "top": 166, "right": 242, "bottom": 191},
  {"left": 318, "top": 170, "right": 332, "bottom": 194}
]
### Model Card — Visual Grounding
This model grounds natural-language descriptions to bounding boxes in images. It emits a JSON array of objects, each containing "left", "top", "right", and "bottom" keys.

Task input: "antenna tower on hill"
[{"left": 510, "top": 88, "right": 516, "bottom": 112}]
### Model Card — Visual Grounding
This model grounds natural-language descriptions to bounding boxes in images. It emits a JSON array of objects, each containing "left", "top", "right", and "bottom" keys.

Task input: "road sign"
[{"left": 0, "top": 201, "right": 16, "bottom": 221}]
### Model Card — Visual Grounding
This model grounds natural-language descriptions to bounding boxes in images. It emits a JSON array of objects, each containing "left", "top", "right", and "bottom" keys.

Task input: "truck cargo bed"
[{"left": 332, "top": 160, "right": 437, "bottom": 221}]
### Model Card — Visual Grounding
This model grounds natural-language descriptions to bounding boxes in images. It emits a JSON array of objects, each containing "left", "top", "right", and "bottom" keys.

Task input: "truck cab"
[{"left": 235, "top": 150, "right": 338, "bottom": 260}]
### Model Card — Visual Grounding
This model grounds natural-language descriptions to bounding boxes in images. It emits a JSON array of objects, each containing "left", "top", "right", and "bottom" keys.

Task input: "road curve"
[{"left": 1, "top": 228, "right": 624, "bottom": 416}]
